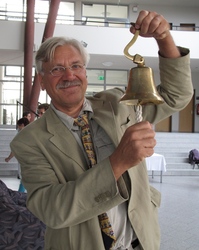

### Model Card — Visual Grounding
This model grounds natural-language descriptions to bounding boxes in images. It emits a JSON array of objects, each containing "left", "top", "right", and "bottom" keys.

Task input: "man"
[
  {"left": 23, "top": 111, "right": 31, "bottom": 122},
  {"left": 11, "top": 10, "right": 193, "bottom": 250},
  {"left": 37, "top": 103, "right": 50, "bottom": 117},
  {"left": 5, "top": 117, "right": 29, "bottom": 191},
  {"left": 5, "top": 117, "right": 30, "bottom": 163}
]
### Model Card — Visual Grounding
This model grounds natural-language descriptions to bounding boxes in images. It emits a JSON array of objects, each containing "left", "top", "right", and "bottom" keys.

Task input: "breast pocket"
[{"left": 94, "top": 129, "right": 115, "bottom": 163}]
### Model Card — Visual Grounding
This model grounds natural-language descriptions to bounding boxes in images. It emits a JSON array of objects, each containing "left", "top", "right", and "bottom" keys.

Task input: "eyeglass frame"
[{"left": 42, "top": 63, "right": 86, "bottom": 77}]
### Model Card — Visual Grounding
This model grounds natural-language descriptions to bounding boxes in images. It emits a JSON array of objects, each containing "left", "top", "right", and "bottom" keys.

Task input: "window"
[
  {"left": 0, "top": 0, "right": 74, "bottom": 24},
  {"left": 5, "top": 66, "right": 22, "bottom": 77},
  {"left": 82, "top": 3, "right": 128, "bottom": 27},
  {"left": 56, "top": 2, "right": 74, "bottom": 25},
  {"left": 0, "top": 0, "right": 24, "bottom": 21},
  {"left": 107, "top": 5, "right": 128, "bottom": 19},
  {"left": 106, "top": 70, "right": 128, "bottom": 87},
  {"left": 86, "top": 69, "right": 128, "bottom": 96},
  {"left": 87, "top": 69, "right": 105, "bottom": 84},
  {"left": 34, "top": 1, "right": 49, "bottom": 23},
  {"left": 0, "top": 66, "right": 23, "bottom": 124}
]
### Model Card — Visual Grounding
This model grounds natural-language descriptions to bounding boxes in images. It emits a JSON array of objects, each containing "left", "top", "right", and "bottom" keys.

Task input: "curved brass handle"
[{"left": 123, "top": 29, "right": 145, "bottom": 66}]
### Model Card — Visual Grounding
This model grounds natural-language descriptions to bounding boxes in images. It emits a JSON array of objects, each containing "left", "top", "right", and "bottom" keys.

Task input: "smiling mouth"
[{"left": 56, "top": 81, "right": 80, "bottom": 89}]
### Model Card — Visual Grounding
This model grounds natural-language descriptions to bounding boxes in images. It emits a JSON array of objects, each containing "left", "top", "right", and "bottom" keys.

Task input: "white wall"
[
  {"left": 0, "top": 21, "right": 24, "bottom": 50},
  {"left": 1, "top": 21, "right": 198, "bottom": 60},
  {"left": 0, "top": 2, "right": 199, "bottom": 131}
]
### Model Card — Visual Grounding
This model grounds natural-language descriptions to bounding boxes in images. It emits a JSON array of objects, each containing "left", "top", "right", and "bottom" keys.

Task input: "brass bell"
[
  {"left": 120, "top": 64, "right": 164, "bottom": 105},
  {"left": 119, "top": 28, "right": 164, "bottom": 106}
]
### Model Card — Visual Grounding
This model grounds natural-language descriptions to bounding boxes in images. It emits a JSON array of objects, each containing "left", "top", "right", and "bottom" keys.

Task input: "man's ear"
[{"left": 38, "top": 74, "right": 45, "bottom": 91}]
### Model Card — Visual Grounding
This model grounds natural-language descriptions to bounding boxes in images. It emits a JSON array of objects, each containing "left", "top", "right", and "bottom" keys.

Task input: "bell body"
[{"left": 120, "top": 66, "right": 164, "bottom": 105}]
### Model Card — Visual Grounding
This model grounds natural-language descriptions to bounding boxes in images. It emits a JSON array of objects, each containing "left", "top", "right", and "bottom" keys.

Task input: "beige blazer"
[{"left": 11, "top": 48, "right": 193, "bottom": 250}]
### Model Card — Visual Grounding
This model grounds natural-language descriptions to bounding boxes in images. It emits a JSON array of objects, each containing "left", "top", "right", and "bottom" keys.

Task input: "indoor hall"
[{"left": 0, "top": 0, "right": 199, "bottom": 250}]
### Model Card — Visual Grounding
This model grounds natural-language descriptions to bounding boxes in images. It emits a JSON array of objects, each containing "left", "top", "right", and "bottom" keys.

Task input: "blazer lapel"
[
  {"left": 45, "top": 109, "right": 88, "bottom": 171},
  {"left": 89, "top": 98, "right": 122, "bottom": 146}
]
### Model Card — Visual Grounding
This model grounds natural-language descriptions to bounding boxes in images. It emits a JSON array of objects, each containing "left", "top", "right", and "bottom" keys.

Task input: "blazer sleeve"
[{"left": 142, "top": 47, "right": 193, "bottom": 124}]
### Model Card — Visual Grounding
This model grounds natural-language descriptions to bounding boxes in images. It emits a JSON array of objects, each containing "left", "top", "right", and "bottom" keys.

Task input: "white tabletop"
[{"left": 145, "top": 153, "right": 167, "bottom": 172}]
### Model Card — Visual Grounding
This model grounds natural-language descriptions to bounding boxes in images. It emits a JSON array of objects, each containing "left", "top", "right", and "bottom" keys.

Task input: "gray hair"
[{"left": 35, "top": 37, "right": 90, "bottom": 74}]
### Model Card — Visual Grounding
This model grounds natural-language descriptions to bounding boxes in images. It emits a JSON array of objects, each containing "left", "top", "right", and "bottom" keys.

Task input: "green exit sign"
[{"left": 98, "top": 76, "right": 104, "bottom": 80}]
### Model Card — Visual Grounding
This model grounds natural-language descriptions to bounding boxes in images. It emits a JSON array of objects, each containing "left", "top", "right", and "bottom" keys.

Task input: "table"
[{"left": 145, "top": 153, "right": 167, "bottom": 183}]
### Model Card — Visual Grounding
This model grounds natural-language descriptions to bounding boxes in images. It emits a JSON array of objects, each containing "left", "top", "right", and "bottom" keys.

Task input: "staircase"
[
  {"left": 154, "top": 132, "right": 199, "bottom": 176},
  {"left": 0, "top": 128, "right": 199, "bottom": 176},
  {"left": 0, "top": 126, "right": 18, "bottom": 176}
]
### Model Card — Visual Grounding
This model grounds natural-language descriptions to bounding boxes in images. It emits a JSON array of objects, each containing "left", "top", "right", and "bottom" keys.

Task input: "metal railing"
[
  {"left": 16, "top": 101, "right": 39, "bottom": 122},
  {"left": 0, "top": 9, "right": 198, "bottom": 31}
]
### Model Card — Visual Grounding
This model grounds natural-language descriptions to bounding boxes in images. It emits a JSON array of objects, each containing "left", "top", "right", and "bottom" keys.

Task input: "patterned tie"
[
  {"left": 74, "top": 113, "right": 116, "bottom": 249},
  {"left": 74, "top": 113, "right": 96, "bottom": 167}
]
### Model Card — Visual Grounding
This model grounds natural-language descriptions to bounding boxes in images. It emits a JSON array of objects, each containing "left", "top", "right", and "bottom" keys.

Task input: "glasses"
[{"left": 48, "top": 63, "right": 85, "bottom": 76}]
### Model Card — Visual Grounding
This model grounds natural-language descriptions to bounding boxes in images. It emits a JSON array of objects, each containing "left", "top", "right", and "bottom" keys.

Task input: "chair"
[{"left": 0, "top": 180, "right": 46, "bottom": 250}]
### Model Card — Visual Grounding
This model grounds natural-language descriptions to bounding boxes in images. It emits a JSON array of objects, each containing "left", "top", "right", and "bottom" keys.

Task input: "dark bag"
[{"left": 188, "top": 149, "right": 199, "bottom": 164}]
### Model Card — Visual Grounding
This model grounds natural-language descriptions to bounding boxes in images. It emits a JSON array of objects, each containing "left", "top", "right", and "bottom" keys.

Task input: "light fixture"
[
  {"left": 102, "top": 62, "right": 113, "bottom": 67},
  {"left": 81, "top": 41, "right": 88, "bottom": 48}
]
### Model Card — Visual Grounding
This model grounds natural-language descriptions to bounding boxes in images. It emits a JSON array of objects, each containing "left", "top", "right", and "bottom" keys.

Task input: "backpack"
[{"left": 188, "top": 149, "right": 199, "bottom": 164}]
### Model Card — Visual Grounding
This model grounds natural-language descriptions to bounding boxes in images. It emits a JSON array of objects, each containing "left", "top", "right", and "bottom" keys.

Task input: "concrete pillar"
[
  {"left": 29, "top": 0, "right": 61, "bottom": 121},
  {"left": 23, "top": 0, "right": 35, "bottom": 111}
]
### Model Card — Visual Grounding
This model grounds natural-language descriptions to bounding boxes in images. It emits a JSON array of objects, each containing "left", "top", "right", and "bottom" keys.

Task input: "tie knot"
[{"left": 74, "top": 113, "right": 89, "bottom": 128}]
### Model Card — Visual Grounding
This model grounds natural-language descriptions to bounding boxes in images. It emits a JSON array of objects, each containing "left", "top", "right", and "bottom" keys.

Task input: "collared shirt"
[{"left": 50, "top": 99, "right": 134, "bottom": 249}]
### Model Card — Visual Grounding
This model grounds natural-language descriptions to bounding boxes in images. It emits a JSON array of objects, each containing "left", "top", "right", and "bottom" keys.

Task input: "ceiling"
[{"left": 0, "top": 0, "right": 198, "bottom": 72}]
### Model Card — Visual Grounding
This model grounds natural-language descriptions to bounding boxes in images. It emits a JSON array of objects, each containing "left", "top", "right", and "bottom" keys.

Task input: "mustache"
[{"left": 56, "top": 80, "right": 81, "bottom": 89}]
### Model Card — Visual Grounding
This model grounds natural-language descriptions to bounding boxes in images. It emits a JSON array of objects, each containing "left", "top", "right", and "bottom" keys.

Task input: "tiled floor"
[
  {"left": 149, "top": 175, "right": 199, "bottom": 250},
  {"left": 1, "top": 175, "right": 199, "bottom": 250}
]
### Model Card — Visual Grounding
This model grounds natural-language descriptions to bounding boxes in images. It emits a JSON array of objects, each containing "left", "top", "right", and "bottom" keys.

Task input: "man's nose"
[{"left": 62, "top": 68, "right": 75, "bottom": 78}]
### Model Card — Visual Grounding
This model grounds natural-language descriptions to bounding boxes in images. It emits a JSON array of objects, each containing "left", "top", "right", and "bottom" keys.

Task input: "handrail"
[{"left": 0, "top": 10, "right": 198, "bottom": 31}]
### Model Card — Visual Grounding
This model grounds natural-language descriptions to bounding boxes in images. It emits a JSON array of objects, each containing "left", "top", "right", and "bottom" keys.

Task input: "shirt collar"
[{"left": 50, "top": 99, "right": 93, "bottom": 130}]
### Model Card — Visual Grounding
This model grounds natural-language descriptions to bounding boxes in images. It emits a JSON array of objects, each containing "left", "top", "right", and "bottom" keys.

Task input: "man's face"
[
  {"left": 39, "top": 45, "right": 88, "bottom": 114},
  {"left": 17, "top": 124, "right": 25, "bottom": 131},
  {"left": 37, "top": 108, "right": 46, "bottom": 117},
  {"left": 25, "top": 113, "right": 31, "bottom": 121}
]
